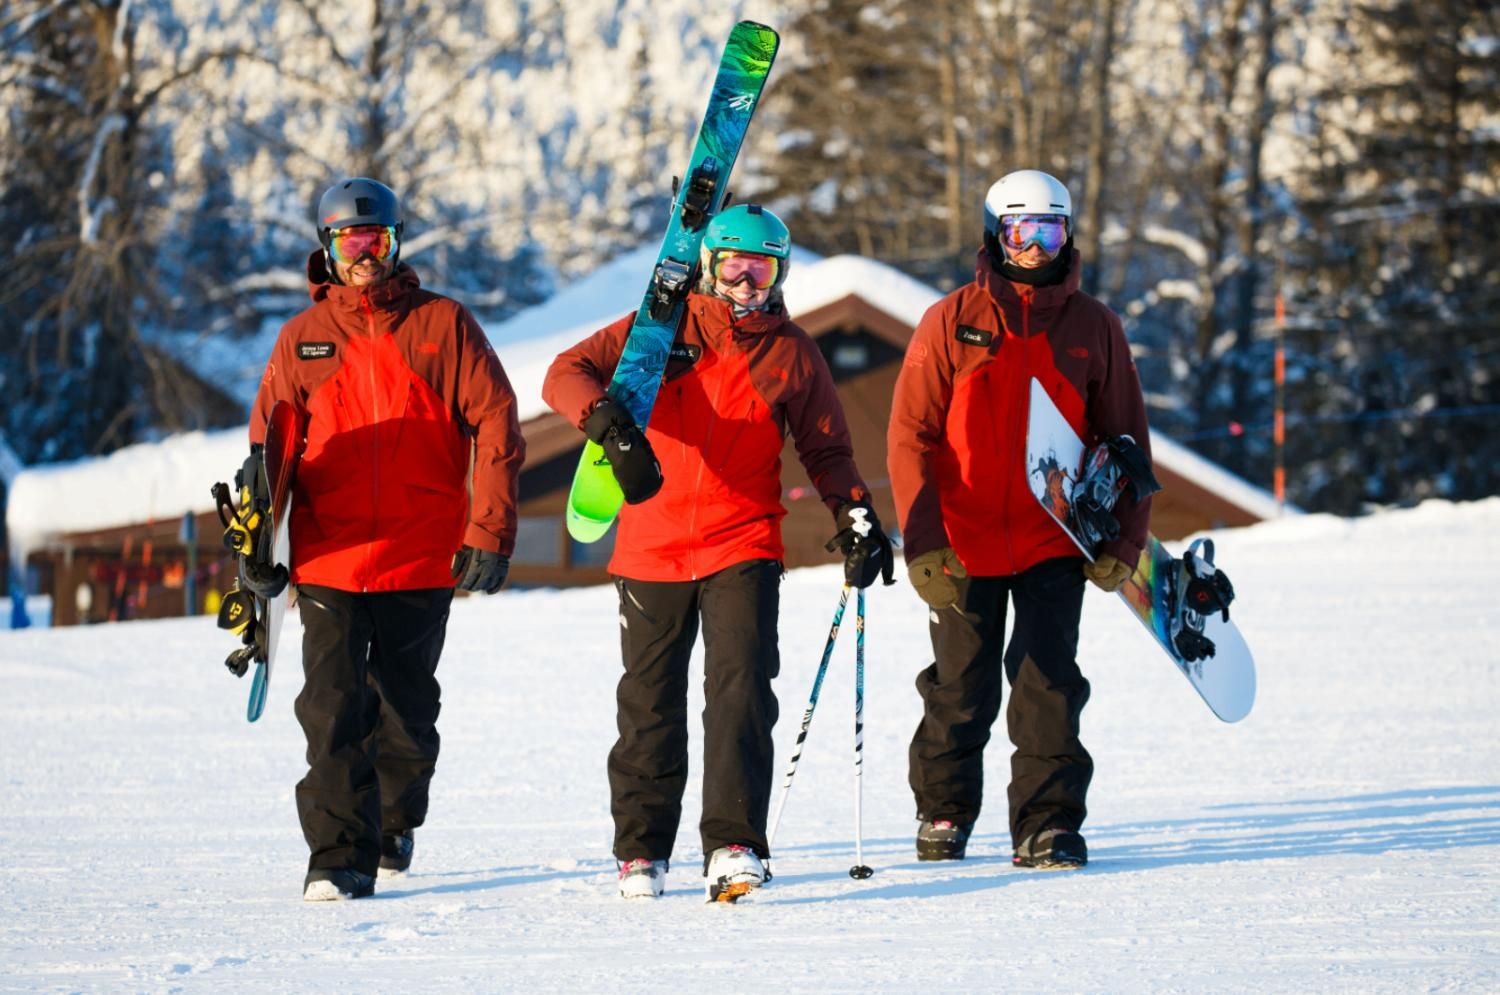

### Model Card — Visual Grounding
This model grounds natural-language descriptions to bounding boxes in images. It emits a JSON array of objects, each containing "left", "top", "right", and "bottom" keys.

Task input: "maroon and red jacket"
[
  {"left": 543, "top": 292, "right": 869, "bottom": 582},
  {"left": 250, "top": 252, "right": 525, "bottom": 592},
  {"left": 888, "top": 250, "right": 1152, "bottom": 577}
]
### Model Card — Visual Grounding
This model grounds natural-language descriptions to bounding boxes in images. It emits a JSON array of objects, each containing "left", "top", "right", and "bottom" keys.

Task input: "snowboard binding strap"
[
  {"left": 216, "top": 586, "right": 265, "bottom": 678},
  {"left": 1070, "top": 434, "right": 1162, "bottom": 548},
  {"left": 1168, "top": 539, "right": 1236, "bottom": 662}
]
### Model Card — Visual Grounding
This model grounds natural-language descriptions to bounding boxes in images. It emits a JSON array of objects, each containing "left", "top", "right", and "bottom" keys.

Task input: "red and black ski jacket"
[
  {"left": 888, "top": 249, "right": 1152, "bottom": 576},
  {"left": 250, "top": 252, "right": 525, "bottom": 592},
  {"left": 543, "top": 293, "right": 870, "bottom": 582}
]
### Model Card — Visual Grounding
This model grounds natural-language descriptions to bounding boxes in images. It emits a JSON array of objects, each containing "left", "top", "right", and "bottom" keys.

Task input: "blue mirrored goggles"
[{"left": 998, "top": 214, "right": 1070, "bottom": 254}]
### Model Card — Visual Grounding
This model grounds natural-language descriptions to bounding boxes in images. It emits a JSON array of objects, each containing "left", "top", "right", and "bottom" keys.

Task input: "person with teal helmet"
[
  {"left": 543, "top": 203, "right": 892, "bottom": 900},
  {"left": 697, "top": 204, "right": 792, "bottom": 311}
]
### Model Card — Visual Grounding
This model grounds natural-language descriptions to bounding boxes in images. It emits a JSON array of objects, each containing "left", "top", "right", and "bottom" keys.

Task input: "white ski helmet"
[{"left": 982, "top": 169, "right": 1073, "bottom": 236}]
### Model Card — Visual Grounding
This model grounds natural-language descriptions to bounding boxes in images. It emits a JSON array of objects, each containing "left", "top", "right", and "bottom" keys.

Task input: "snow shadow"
[
  {"left": 1090, "top": 784, "right": 1500, "bottom": 871},
  {"left": 771, "top": 786, "right": 1500, "bottom": 904},
  {"left": 374, "top": 863, "right": 596, "bottom": 899}
]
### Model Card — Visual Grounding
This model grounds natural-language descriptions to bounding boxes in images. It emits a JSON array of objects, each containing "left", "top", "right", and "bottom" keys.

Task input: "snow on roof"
[
  {"left": 5, "top": 250, "right": 1290, "bottom": 554},
  {"left": 1149, "top": 433, "right": 1291, "bottom": 520},
  {"left": 6, "top": 428, "right": 247, "bottom": 560},
  {"left": 493, "top": 249, "right": 938, "bottom": 423}
]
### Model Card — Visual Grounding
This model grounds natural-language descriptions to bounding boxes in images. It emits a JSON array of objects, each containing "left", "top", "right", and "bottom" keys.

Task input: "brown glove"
[
  {"left": 907, "top": 547, "right": 967, "bottom": 610},
  {"left": 1083, "top": 553, "right": 1132, "bottom": 592}
]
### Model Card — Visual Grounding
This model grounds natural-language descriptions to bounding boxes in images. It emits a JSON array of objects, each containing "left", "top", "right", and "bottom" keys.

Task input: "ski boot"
[
  {"left": 303, "top": 868, "right": 375, "bottom": 902},
  {"left": 618, "top": 858, "right": 668, "bottom": 899},
  {"left": 916, "top": 819, "right": 972, "bottom": 861},
  {"left": 704, "top": 845, "right": 765, "bottom": 903},
  {"left": 379, "top": 830, "right": 415, "bottom": 879},
  {"left": 1013, "top": 828, "right": 1088, "bottom": 870}
]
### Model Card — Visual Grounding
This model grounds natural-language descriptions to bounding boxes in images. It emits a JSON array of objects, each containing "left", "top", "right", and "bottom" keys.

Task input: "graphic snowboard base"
[{"left": 1026, "top": 377, "right": 1255, "bottom": 722}]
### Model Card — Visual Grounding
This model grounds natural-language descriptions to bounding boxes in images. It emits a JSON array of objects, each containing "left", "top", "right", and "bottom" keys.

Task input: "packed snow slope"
[{"left": 2, "top": 501, "right": 1497, "bottom": 992}]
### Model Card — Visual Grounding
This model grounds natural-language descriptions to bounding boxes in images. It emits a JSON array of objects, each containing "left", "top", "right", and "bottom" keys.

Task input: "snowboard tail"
[
  {"left": 565, "top": 21, "right": 780, "bottom": 543},
  {"left": 1025, "top": 378, "right": 1255, "bottom": 722}
]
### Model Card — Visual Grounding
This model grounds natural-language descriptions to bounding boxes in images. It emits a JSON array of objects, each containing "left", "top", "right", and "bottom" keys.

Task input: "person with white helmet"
[
  {"left": 887, "top": 169, "right": 1153, "bottom": 870},
  {"left": 543, "top": 204, "right": 891, "bottom": 900}
]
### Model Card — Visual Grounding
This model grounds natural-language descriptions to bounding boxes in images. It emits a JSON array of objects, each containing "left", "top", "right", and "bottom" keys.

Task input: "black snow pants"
[
  {"left": 294, "top": 584, "right": 453, "bottom": 876},
  {"left": 608, "top": 558, "right": 782, "bottom": 864},
  {"left": 908, "top": 556, "right": 1092, "bottom": 847}
]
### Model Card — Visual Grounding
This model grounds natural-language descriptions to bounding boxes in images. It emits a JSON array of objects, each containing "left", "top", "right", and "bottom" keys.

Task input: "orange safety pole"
[{"left": 137, "top": 532, "right": 153, "bottom": 611}]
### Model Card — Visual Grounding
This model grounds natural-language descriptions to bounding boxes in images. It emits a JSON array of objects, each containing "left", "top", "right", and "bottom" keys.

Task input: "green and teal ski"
[{"left": 566, "top": 20, "right": 779, "bottom": 542}]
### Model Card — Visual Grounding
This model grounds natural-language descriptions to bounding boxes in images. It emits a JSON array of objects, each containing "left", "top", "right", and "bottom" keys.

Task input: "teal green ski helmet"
[{"left": 701, "top": 204, "right": 791, "bottom": 288}]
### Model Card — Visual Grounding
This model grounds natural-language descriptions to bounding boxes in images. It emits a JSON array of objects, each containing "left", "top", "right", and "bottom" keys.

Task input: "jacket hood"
[{"left": 305, "top": 249, "right": 421, "bottom": 310}]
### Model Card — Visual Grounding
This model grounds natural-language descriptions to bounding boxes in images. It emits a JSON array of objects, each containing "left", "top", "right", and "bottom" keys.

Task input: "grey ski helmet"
[{"left": 316, "top": 177, "right": 403, "bottom": 270}]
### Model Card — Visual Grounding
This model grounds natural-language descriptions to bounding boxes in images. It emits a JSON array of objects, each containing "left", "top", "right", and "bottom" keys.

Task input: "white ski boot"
[
  {"left": 618, "top": 858, "right": 668, "bottom": 899},
  {"left": 704, "top": 845, "right": 765, "bottom": 903}
]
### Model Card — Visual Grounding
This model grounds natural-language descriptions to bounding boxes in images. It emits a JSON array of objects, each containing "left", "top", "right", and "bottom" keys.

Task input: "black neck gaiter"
[{"left": 996, "top": 238, "right": 1080, "bottom": 288}]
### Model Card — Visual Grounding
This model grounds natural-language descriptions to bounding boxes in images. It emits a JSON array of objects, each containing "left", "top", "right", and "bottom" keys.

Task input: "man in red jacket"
[
  {"left": 888, "top": 170, "right": 1153, "bottom": 870},
  {"left": 543, "top": 205, "right": 891, "bottom": 901},
  {"left": 250, "top": 178, "right": 524, "bottom": 901}
]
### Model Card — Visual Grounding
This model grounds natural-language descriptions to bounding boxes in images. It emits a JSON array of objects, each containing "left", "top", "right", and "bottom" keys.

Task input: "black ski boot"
[
  {"left": 379, "top": 830, "right": 414, "bottom": 878},
  {"left": 916, "top": 819, "right": 972, "bottom": 861},
  {"left": 303, "top": 868, "right": 375, "bottom": 901},
  {"left": 1013, "top": 828, "right": 1088, "bottom": 870}
]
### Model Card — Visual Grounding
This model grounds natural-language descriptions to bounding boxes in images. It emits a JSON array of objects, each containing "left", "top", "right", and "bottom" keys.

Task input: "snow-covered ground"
[{"left": 2, "top": 501, "right": 1497, "bottom": 992}]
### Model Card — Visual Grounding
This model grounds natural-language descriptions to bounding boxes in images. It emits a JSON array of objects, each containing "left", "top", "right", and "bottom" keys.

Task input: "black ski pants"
[
  {"left": 608, "top": 559, "right": 782, "bottom": 864},
  {"left": 294, "top": 584, "right": 453, "bottom": 876},
  {"left": 908, "top": 555, "right": 1092, "bottom": 847}
]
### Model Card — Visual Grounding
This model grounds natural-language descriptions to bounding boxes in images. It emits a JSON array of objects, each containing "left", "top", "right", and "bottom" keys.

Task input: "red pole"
[{"left": 1274, "top": 292, "right": 1286, "bottom": 513}]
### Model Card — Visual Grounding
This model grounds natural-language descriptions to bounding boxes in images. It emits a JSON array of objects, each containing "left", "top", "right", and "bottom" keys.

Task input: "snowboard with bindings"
[
  {"left": 1025, "top": 377, "right": 1255, "bottom": 722},
  {"left": 212, "top": 400, "right": 299, "bottom": 722},
  {"left": 566, "top": 20, "right": 780, "bottom": 542}
]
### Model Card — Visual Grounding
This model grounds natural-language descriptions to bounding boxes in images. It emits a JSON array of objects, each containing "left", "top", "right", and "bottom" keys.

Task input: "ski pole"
[
  {"left": 850, "top": 586, "right": 873, "bottom": 879},
  {"left": 767, "top": 583, "right": 850, "bottom": 851}
]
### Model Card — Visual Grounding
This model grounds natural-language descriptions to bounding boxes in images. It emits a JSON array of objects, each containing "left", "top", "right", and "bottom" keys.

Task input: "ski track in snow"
[{"left": 1, "top": 501, "right": 1498, "bottom": 992}]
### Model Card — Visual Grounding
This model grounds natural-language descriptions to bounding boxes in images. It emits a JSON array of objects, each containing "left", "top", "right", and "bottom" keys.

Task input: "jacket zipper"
[
  {"left": 688, "top": 370, "right": 727, "bottom": 583},
  {"left": 362, "top": 294, "right": 380, "bottom": 592},
  {"left": 1001, "top": 289, "right": 1034, "bottom": 576}
]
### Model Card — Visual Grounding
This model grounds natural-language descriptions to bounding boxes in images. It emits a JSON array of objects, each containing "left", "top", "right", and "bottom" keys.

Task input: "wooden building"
[
  {"left": 497, "top": 253, "right": 1283, "bottom": 587},
  {"left": 9, "top": 252, "right": 1285, "bottom": 624}
]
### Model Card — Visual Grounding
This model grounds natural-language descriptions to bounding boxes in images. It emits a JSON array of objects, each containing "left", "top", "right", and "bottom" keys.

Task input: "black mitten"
[{"left": 585, "top": 398, "right": 664, "bottom": 505}]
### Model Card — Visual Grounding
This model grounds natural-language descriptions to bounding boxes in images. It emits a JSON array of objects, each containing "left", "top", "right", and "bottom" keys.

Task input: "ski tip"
[{"left": 565, "top": 507, "right": 616, "bottom": 544}]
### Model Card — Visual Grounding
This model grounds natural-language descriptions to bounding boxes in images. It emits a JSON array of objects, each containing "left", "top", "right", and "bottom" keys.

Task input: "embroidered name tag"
[
  {"left": 955, "top": 325, "right": 993, "bottom": 347},
  {"left": 669, "top": 344, "right": 702, "bottom": 365},
  {"left": 298, "top": 342, "right": 335, "bottom": 360}
]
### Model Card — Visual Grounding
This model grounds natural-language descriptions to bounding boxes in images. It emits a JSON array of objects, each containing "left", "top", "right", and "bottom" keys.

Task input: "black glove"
[
  {"left": 824, "top": 501, "right": 895, "bottom": 590},
  {"left": 452, "top": 546, "right": 509, "bottom": 594},
  {"left": 584, "top": 398, "right": 663, "bottom": 505}
]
